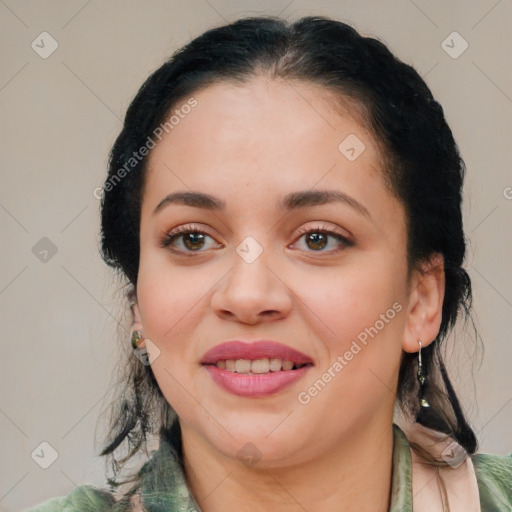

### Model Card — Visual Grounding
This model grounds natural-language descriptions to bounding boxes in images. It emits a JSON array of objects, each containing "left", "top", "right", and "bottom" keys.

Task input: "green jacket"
[{"left": 28, "top": 424, "right": 512, "bottom": 511}]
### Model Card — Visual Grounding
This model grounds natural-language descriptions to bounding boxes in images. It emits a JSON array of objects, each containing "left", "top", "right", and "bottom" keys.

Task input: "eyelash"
[{"left": 159, "top": 223, "right": 354, "bottom": 256}]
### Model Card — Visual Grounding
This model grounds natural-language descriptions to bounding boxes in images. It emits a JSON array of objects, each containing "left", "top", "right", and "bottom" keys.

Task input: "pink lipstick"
[{"left": 201, "top": 340, "right": 314, "bottom": 397}]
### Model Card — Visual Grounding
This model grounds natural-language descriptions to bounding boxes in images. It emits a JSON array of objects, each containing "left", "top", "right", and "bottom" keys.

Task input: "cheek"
[
  {"left": 295, "top": 256, "right": 406, "bottom": 408},
  {"left": 298, "top": 256, "right": 405, "bottom": 348},
  {"left": 136, "top": 253, "right": 208, "bottom": 361},
  {"left": 136, "top": 257, "right": 209, "bottom": 421},
  {"left": 137, "top": 246, "right": 213, "bottom": 330}
]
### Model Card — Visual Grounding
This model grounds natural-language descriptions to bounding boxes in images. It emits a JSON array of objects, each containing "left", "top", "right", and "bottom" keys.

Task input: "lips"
[
  {"left": 200, "top": 340, "right": 314, "bottom": 398},
  {"left": 200, "top": 340, "right": 314, "bottom": 366}
]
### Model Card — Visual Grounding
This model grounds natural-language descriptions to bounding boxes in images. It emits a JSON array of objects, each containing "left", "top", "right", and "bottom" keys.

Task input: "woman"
[{"left": 29, "top": 14, "right": 511, "bottom": 512}]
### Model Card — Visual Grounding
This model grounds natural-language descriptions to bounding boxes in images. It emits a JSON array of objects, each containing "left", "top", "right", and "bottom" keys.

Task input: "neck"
[{"left": 181, "top": 420, "right": 394, "bottom": 512}]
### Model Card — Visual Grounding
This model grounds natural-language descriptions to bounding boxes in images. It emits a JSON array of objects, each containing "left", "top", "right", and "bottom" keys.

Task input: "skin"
[{"left": 133, "top": 75, "right": 445, "bottom": 512}]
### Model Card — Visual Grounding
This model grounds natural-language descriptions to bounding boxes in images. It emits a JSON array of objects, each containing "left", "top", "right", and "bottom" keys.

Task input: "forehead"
[{"left": 142, "top": 76, "right": 401, "bottom": 230}]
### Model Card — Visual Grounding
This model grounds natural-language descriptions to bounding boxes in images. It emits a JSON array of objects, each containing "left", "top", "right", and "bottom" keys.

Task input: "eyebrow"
[{"left": 153, "top": 189, "right": 371, "bottom": 220}]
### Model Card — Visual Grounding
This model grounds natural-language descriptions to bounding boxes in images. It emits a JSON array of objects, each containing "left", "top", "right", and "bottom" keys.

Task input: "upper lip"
[{"left": 201, "top": 340, "right": 314, "bottom": 365}]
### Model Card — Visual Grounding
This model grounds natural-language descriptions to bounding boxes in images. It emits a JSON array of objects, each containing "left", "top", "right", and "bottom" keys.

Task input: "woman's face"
[{"left": 137, "top": 76, "right": 417, "bottom": 467}]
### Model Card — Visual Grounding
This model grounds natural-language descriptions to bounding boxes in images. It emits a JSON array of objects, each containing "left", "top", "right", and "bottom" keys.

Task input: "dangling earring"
[
  {"left": 131, "top": 329, "right": 144, "bottom": 350},
  {"left": 129, "top": 300, "right": 144, "bottom": 350},
  {"left": 131, "top": 327, "right": 152, "bottom": 366},
  {"left": 129, "top": 301, "right": 154, "bottom": 365},
  {"left": 417, "top": 339, "right": 430, "bottom": 409}
]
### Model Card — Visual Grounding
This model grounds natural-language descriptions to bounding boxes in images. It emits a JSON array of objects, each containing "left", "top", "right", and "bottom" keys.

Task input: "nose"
[{"left": 210, "top": 248, "right": 292, "bottom": 325}]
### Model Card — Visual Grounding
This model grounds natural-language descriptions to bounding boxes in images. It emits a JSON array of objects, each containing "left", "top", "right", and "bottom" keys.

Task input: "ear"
[
  {"left": 401, "top": 253, "right": 445, "bottom": 353},
  {"left": 131, "top": 301, "right": 146, "bottom": 349},
  {"left": 132, "top": 301, "right": 142, "bottom": 324}
]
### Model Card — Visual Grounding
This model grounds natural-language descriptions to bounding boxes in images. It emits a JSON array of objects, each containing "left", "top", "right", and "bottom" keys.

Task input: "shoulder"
[
  {"left": 26, "top": 484, "right": 118, "bottom": 512},
  {"left": 471, "top": 452, "right": 512, "bottom": 509}
]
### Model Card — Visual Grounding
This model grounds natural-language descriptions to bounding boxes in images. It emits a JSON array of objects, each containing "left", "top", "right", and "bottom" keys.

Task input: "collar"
[
  {"left": 138, "top": 422, "right": 413, "bottom": 511},
  {"left": 390, "top": 424, "right": 414, "bottom": 511}
]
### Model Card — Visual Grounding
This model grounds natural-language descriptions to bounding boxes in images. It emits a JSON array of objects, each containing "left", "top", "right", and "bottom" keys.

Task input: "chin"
[{"left": 191, "top": 412, "right": 314, "bottom": 468}]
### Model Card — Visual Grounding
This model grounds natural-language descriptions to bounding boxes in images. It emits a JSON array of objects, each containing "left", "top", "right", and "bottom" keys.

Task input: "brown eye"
[
  {"left": 304, "top": 232, "right": 329, "bottom": 251},
  {"left": 160, "top": 224, "right": 220, "bottom": 254},
  {"left": 292, "top": 224, "right": 354, "bottom": 254},
  {"left": 180, "top": 232, "right": 206, "bottom": 251}
]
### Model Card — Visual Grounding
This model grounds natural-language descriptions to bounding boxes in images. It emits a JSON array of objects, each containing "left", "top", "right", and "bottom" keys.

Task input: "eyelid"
[
  {"left": 292, "top": 221, "right": 352, "bottom": 241},
  {"left": 159, "top": 223, "right": 217, "bottom": 250},
  {"left": 289, "top": 222, "right": 354, "bottom": 252},
  {"left": 160, "top": 221, "right": 354, "bottom": 255}
]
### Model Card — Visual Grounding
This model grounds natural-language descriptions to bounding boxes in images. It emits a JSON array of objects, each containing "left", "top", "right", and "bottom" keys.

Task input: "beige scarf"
[{"left": 405, "top": 422, "right": 481, "bottom": 511}]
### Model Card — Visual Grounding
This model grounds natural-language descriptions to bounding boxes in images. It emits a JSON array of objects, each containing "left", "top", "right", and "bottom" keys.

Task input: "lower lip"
[{"left": 203, "top": 364, "right": 313, "bottom": 397}]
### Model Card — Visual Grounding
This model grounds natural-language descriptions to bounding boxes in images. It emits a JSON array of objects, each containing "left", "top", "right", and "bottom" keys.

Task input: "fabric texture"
[{"left": 26, "top": 422, "right": 512, "bottom": 511}]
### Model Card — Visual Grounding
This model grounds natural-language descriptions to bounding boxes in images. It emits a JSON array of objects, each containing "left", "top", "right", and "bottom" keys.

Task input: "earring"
[
  {"left": 417, "top": 339, "right": 430, "bottom": 409},
  {"left": 131, "top": 329, "right": 144, "bottom": 350}
]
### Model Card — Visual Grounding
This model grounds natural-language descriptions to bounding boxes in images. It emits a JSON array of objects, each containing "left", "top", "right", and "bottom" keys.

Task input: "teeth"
[
  {"left": 281, "top": 360, "right": 294, "bottom": 371},
  {"left": 251, "top": 358, "right": 270, "bottom": 374},
  {"left": 235, "top": 359, "right": 251, "bottom": 373},
  {"left": 269, "top": 358, "right": 282, "bottom": 372},
  {"left": 215, "top": 358, "right": 301, "bottom": 373}
]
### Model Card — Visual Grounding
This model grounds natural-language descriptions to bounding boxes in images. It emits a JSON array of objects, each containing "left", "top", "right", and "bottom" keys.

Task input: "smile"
[
  {"left": 210, "top": 358, "right": 310, "bottom": 373},
  {"left": 201, "top": 340, "right": 314, "bottom": 397}
]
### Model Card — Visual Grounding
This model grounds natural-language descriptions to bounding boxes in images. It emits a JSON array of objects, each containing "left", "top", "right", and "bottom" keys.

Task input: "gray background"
[{"left": 1, "top": 1, "right": 511, "bottom": 510}]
